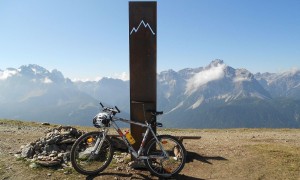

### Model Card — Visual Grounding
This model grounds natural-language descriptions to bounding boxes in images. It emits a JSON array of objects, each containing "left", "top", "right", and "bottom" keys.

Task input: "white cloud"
[
  {"left": 185, "top": 63, "right": 226, "bottom": 95},
  {"left": 0, "top": 69, "right": 18, "bottom": 80},
  {"left": 112, "top": 72, "right": 129, "bottom": 81},
  {"left": 282, "top": 67, "right": 300, "bottom": 76},
  {"left": 70, "top": 72, "right": 129, "bottom": 82},
  {"left": 72, "top": 76, "right": 103, "bottom": 82}
]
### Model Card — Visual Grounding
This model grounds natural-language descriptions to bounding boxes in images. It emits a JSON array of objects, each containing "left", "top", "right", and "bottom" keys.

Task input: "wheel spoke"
[
  {"left": 70, "top": 132, "right": 113, "bottom": 175},
  {"left": 144, "top": 135, "right": 186, "bottom": 178}
]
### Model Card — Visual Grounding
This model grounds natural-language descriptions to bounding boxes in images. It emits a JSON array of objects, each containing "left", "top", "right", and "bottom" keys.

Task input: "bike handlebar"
[
  {"left": 99, "top": 102, "right": 104, "bottom": 108},
  {"left": 99, "top": 102, "right": 121, "bottom": 114},
  {"left": 115, "top": 106, "right": 120, "bottom": 113}
]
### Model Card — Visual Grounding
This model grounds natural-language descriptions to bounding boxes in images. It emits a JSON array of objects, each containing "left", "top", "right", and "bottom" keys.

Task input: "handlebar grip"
[
  {"left": 99, "top": 102, "right": 104, "bottom": 108},
  {"left": 115, "top": 106, "right": 121, "bottom": 113}
]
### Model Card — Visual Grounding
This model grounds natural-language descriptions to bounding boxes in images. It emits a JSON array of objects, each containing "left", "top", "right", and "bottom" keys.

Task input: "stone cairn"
[
  {"left": 15, "top": 125, "right": 130, "bottom": 170},
  {"left": 15, "top": 126, "right": 84, "bottom": 168}
]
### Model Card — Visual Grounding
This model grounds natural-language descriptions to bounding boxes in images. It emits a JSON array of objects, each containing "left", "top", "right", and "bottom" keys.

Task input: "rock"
[
  {"left": 62, "top": 152, "right": 70, "bottom": 163},
  {"left": 115, "top": 166, "right": 123, "bottom": 171},
  {"left": 69, "top": 128, "right": 82, "bottom": 137},
  {"left": 41, "top": 122, "right": 50, "bottom": 126},
  {"left": 128, "top": 160, "right": 146, "bottom": 169},
  {"left": 57, "top": 153, "right": 64, "bottom": 158},
  {"left": 46, "top": 135, "right": 61, "bottom": 144},
  {"left": 36, "top": 160, "right": 61, "bottom": 167},
  {"left": 61, "top": 163, "right": 69, "bottom": 168},
  {"left": 46, "top": 132, "right": 54, "bottom": 139},
  {"left": 14, "top": 154, "right": 22, "bottom": 160},
  {"left": 117, "top": 159, "right": 124, "bottom": 163},
  {"left": 111, "top": 137, "right": 128, "bottom": 151},
  {"left": 60, "top": 131, "right": 71, "bottom": 136},
  {"left": 66, "top": 145, "right": 72, "bottom": 151},
  {"left": 49, "top": 153, "right": 56, "bottom": 157},
  {"left": 64, "top": 170, "right": 71, "bottom": 175},
  {"left": 59, "top": 144, "right": 67, "bottom": 151},
  {"left": 29, "top": 163, "right": 39, "bottom": 169},
  {"left": 51, "top": 157, "right": 59, "bottom": 161},
  {"left": 18, "top": 126, "right": 85, "bottom": 168},
  {"left": 44, "top": 144, "right": 60, "bottom": 153},
  {"left": 59, "top": 138, "right": 76, "bottom": 144},
  {"left": 37, "top": 155, "right": 44, "bottom": 160},
  {"left": 21, "top": 144, "right": 34, "bottom": 158}
]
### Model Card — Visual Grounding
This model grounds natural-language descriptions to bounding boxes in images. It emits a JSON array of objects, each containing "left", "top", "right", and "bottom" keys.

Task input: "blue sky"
[{"left": 1, "top": 0, "right": 300, "bottom": 81}]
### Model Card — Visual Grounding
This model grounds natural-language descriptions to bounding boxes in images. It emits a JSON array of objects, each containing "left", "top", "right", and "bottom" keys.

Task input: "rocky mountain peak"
[
  {"left": 208, "top": 59, "right": 224, "bottom": 68},
  {"left": 19, "top": 64, "right": 50, "bottom": 76}
]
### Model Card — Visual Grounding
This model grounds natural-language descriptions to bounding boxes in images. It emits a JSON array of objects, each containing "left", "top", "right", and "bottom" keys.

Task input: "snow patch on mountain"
[
  {"left": 233, "top": 69, "right": 253, "bottom": 82},
  {"left": 233, "top": 76, "right": 250, "bottom": 82},
  {"left": 190, "top": 96, "right": 204, "bottom": 109},
  {"left": 166, "top": 101, "right": 184, "bottom": 114},
  {"left": 185, "top": 63, "right": 226, "bottom": 95},
  {"left": 43, "top": 77, "right": 53, "bottom": 84}
]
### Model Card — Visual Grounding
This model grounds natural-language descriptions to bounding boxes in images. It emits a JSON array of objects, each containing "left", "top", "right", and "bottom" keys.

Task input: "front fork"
[{"left": 93, "top": 128, "right": 109, "bottom": 155}]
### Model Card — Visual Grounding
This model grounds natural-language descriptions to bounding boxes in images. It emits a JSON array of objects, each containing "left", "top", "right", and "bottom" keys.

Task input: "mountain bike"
[{"left": 70, "top": 102, "right": 186, "bottom": 178}]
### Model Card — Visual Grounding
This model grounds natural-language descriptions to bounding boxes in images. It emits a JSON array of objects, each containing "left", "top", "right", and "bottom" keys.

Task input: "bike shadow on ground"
[
  {"left": 186, "top": 150, "right": 228, "bottom": 165},
  {"left": 86, "top": 172, "right": 132, "bottom": 180},
  {"left": 136, "top": 173, "right": 205, "bottom": 180},
  {"left": 86, "top": 173, "right": 204, "bottom": 180},
  {"left": 85, "top": 151, "right": 227, "bottom": 180}
]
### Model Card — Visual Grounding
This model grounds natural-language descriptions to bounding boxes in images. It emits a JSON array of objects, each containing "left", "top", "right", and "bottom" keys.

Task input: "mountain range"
[{"left": 1, "top": 60, "right": 300, "bottom": 128}]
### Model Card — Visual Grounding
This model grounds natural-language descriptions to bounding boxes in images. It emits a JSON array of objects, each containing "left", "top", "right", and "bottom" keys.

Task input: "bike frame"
[{"left": 97, "top": 117, "right": 168, "bottom": 160}]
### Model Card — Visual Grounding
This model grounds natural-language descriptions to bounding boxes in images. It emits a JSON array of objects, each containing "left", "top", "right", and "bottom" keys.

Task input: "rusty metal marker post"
[{"left": 129, "top": 1, "right": 157, "bottom": 151}]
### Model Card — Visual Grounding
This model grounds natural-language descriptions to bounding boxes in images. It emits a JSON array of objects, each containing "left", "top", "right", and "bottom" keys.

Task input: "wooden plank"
[
  {"left": 109, "top": 134, "right": 201, "bottom": 140},
  {"left": 129, "top": 2, "right": 157, "bottom": 151}
]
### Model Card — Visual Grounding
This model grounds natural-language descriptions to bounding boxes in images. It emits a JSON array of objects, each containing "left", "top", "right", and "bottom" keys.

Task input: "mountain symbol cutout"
[{"left": 130, "top": 20, "right": 155, "bottom": 35}]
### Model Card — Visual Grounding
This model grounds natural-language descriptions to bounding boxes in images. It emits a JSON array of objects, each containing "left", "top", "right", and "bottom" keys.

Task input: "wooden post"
[{"left": 129, "top": 1, "right": 157, "bottom": 151}]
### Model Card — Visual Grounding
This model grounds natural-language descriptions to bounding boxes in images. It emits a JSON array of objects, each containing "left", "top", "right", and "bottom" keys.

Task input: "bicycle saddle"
[{"left": 146, "top": 110, "right": 163, "bottom": 116}]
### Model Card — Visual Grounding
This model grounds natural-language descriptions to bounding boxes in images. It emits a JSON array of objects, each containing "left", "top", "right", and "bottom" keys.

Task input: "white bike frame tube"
[
  {"left": 113, "top": 117, "right": 149, "bottom": 128},
  {"left": 137, "top": 127, "right": 150, "bottom": 156},
  {"left": 148, "top": 124, "right": 170, "bottom": 159},
  {"left": 110, "top": 117, "right": 169, "bottom": 159},
  {"left": 110, "top": 120, "right": 138, "bottom": 157},
  {"left": 94, "top": 128, "right": 109, "bottom": 154}
]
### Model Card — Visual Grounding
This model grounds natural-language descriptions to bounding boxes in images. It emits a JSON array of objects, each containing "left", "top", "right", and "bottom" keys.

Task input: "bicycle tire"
[
  {"left": 70, "top": 131, "right": 113, "bottom": 175},
  {"left": 144, "top": 135, "right": 186, "bottom": 178}
]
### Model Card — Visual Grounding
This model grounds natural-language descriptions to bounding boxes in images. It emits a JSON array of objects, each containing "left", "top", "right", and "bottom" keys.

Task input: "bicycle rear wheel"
[
  {"left": 144, "top": 135, "right": 186, "bottom": 178},
  {"left": 70, "top": 131, "right": 113, "bottom": 175}
]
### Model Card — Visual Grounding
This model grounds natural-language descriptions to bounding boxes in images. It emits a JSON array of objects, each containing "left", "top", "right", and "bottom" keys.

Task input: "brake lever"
[
  {"left": 115, "top": 106, "right": 121, "bottom": 113},
  {"left": 99, "top": 102, "right": 104, "bottom": 108}
]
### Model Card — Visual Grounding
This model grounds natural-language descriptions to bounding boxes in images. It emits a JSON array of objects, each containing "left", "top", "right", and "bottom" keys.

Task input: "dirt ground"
[{"left": 0, "top": 120, "right": 299, "bottom": 180}]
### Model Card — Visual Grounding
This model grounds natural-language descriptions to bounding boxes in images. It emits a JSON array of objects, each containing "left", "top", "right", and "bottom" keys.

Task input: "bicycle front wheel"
[
  {"left": 144, "top": 135, "right": 186, "bottom": 178},
  {"left": 70, "top": 131, "right": 113, "bottom": 175}
]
